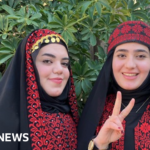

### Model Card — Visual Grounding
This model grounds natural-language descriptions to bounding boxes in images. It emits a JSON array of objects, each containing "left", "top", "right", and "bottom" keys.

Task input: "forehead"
[
  {"left": 114, "top": 42, "right": 149, "bottom": 52},
  {"left": 38, "top": 43, "right": 68, "bottom": 56}
]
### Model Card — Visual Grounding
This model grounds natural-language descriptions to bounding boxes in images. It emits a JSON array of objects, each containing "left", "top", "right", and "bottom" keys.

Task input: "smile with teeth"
[{"left": 123, "top": 73, "right": 138, "bottom": 76}]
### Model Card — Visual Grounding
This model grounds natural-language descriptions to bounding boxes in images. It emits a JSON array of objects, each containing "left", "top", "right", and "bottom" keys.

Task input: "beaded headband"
[{"left": 27, "top": 29, "right": 67, "bottom": 53}]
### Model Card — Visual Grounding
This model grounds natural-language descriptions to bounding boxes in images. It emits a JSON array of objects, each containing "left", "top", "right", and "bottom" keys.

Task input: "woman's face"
[
  {"left": 112, "top": 42, "right": 150, "bottom": 90},
  {"left": 35, "top": 43, "right": 70, "bottom": 97}
]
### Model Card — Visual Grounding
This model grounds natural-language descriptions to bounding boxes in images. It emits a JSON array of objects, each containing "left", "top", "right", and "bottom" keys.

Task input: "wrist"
[
  {"left": 88, "top": 138, "right": 108, "bottom": 150},
  {"left": 93, "top": 137, "right": 109, "bottom": 149}
]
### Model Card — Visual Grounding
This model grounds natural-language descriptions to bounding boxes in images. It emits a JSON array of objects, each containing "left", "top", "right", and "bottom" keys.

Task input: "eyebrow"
[
  {"left": 42, "top": 53, "right": 69, "bottom": 60},
  {"left": 115, "top": 49, "right": 149, "bottom": 54}
]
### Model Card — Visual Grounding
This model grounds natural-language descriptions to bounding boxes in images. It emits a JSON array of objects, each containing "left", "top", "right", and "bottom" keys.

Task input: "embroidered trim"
[{"left": 25, "top": 29, "right": 79, "bottom": 149}]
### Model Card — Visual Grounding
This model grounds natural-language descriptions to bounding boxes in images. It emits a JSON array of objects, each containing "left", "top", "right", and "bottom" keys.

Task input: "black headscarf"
[
  {"left": 77, "top": 21, "right": 150, "bottom": 150},
  {"left": 0, "top": 29, "right": 79, "bottom": 150}
]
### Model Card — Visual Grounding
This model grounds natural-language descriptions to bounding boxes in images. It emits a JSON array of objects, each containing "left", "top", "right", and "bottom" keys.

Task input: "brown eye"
[
  {"left": 62, "top": 63, "right": 69, "bottom": 67},
  {"left": 136, "top": 55, "right": 146, "bottom": 59},
  {"left": 117, "top": 54, "right": 126, "bottom": 58},
  {"left": 43, "top": 60, "right": 52, "bottom": 64}
]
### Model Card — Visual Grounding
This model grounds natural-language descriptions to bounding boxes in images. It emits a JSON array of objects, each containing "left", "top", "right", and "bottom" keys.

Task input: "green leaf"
[
  {"left": 30, "top": 13, "right": 42, "bottom": 20},
  {"left": 2, "top": 33, "right": 7, "bottom": 39},
  {"left": 0, "top": 47, "right": 12, "bottom": 53},
  {"left": 74, "top": 80, "right": 81, "bottom": 96},
  {"left": 119, "top": 9, "right": 130, "bottom": 15},
  {"left": 68, "top": 26, "right": 77, "bottom": 33},
  {"left": 57, "top": 0, "right": 70, "bottom": 4},
  {"left": 97, "top": 46, "right": 106, "bottom": 59},
  {"left": 62, "top": 15, "right": 67, "bottom": 25},
  {"left": 81, "top": 28, "right": 90, "bottom": 34},
  {"left": 16, "top": 7, "right": 26, "bottom": 17},
  {"left": 81, "top": 80, "right": 89, "bottom": 93},
  {"left": 128, "top": 0, "right": 134, "bottom": 9},
  {"left": 115, "top": 2, "right": 124, "bottom": 9},
  {"left": 53, "top": 15, "right": 63, "bottom": 25},
  {"left": 30, "top": 20, "right": 39, "bottom": 26},
  {"left": 17, "top": 18, "right": 25, "bottom": 23},
  {"left": 61, "top": 31, "right": 69, "bottom": 44},
  {"left": 132, "top": 11, "right": 149, "bottom": 20},
  {"left": 90, "top": 34, "right": 96, "bottom": 46},
  {"left": 93, "top": 18, "right": 100, "bottom": 27},
  {"left": 88, "top": 5, "right": 95, "bottom": 19},
  {"left": 98, "top": 0, "right": 110, "bottom": 9},
  {"left": 0, "top": 50, "right": 12, "bottom": 54},
  {"left": 81, "top": 63, "right": 88, "bottom": 75},
  {"left": 0, "top": 54, "right": 13, "bottom": 64},
  {"left": 82, "top": 32, "right": 91, "bottom": 40},
  {"left": 80, "top": 1, "right": 92, "bottom": 14},
  {"left": 0, "top": 15, "right": 8, "bottom": 31},
  {"left": 84, "top": 78, "right": 92, "bottom": 89},
  {"left": 132, "top": 2, "right": 140, "bottom": 10},
  {"left": 1, "top": 5, "right": 14, "bottom": 15},
  {"left": 63, "top": 30, "right": 76, "bottom": 42},
  {"left": 7, "top": 15, "right": 20, "bottom": 19},
  {"left": 95, "top": 2, "right": 101, "bottom": 16},
  {"left": 26, "top": 19, "right": 32, "bottom": 25},
  {"left": 84, "top": 69, "right": 95, "bottom": 77},
  {"left": 48, "top": 22, "right": 63, "bottom": 28},
  {"left": 1, "top": 40, "right": 17, "bottom": 49}
]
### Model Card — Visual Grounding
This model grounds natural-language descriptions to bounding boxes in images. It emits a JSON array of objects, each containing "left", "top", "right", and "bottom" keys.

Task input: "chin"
[
  {"left": 47, "top": 90, "right": 62, "bottom": 97},
  {"left": 122, "top": 85, "right": 139, "bottom": 91}
]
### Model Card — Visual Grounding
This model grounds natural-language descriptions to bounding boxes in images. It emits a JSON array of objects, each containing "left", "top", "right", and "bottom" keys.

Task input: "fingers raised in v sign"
[
  {"left": 112, "top": 91, "right": 122, "bottom": 116},
  {"left": 119, "top": 98, "right": 135, "bottom": 122},
  {"left": 112, "top": 91, "right": 135, "bottom": 122}
]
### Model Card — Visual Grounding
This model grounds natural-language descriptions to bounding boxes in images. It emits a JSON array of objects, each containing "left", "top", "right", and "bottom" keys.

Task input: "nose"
[
  {"left": 53, "top": 62, "right": 63, "bottom": 74},
  {"left": 125, "top": 56, "right": 136, "bottom": 69}
]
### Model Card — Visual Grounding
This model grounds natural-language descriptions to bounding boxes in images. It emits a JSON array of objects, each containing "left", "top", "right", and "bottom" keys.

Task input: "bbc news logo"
[{"left": 0, "top": 133, "right": 29, "bottom": 142}]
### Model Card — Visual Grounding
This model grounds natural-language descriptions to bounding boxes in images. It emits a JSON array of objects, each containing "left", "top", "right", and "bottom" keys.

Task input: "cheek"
[
  {"left": 64, "top": 69, "right": 70, "bottom": 80},
  {"left": 112, "top": 59, "right": 122, "bottom": 74},
  {"left": 36, "top": 65, "right": 51, "bottom": 78},
  {"left": 138, "top": 61, "right": 150, "bottom": 73}
]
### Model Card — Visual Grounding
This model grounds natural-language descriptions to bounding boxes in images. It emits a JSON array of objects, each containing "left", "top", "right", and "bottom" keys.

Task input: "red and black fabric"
[
  {"left": 96, "top": 95, "right": 150, "bottom": 150},
  {"left": 77, "top": 20, "right": 150, "bottom": 150},
  {"left": 0, "top": 29, "right": 79, "bottom": 150}
]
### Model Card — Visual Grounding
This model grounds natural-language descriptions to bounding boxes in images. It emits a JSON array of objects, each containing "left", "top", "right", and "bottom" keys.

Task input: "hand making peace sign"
[{"left": 93, "top": 91, "right": 135, "bottom": 149}]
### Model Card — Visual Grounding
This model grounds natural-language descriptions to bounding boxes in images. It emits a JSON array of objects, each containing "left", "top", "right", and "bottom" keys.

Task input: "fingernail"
[{"left": 121, "top": 130, "right": 124, "bottom": 134}]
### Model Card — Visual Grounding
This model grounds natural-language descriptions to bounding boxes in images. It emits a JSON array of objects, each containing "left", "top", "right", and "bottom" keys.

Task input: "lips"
[
  {"left": 122, "top": 72, "right": 138, "bottom": 79},
  {"left": 49, "top": 78, "right": 63, "bottom": 84},
  {"left": 123, "top": 73, "right": 138, "bottom": 76}
]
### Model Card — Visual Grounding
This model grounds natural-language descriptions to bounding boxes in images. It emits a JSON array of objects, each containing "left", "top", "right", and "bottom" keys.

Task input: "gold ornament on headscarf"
[
  {"left": 56, "top": 37, "right": 60, "bottom": 42},
  {"left": 51, "top": 37, "right": 56, "bottom": 42},
  {"left": 45, "top": 38, "right": 50, "bottom": 43},
  {"left": 31, "top": 34, "right": 67, "bottom": 53}
]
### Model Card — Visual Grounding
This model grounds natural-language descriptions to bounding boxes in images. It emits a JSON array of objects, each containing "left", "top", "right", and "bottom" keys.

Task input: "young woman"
[
  {"left": 77, "top": 21, "right": 150, "bottom": 150},
  {"left": 0, "top": 29, "right": 79, "bottom": 150}
]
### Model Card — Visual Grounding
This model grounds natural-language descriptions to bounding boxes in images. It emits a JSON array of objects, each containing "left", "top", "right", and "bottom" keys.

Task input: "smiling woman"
[
  {"left": 35, "top": 44, "right": 70, "bottom": 97},
  {"left": 77, "top": 21, "right": 150, "bottom": 150},
  {"left": 0, "top": 29, "right": 79, "bottom": 150},
  {"left": 112, "top": 42, "right": 150, "bottom": 90}
]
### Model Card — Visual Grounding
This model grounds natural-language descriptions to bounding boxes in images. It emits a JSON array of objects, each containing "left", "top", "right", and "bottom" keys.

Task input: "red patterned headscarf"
[{"left": 108, "top": 21, "right": 150, "bottom": 53}]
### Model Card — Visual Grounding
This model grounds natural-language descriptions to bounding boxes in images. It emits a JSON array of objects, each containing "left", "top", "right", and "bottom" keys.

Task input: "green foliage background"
[{"left": 0, "top": 0, "right": 150, "bottom": 114}]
